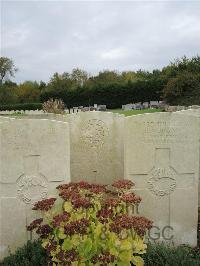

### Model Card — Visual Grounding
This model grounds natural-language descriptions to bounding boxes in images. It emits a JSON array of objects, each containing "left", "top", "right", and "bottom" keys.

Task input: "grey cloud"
[{"left": 1, "top": 1, "right": 200, "bottom": 83}]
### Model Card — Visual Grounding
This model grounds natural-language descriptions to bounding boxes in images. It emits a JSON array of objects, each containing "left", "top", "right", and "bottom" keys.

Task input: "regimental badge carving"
[
  {"left": 17, "top": 174, "right": 48, "bottom": 204},
  {"left": 81, "top": 119, "right": 109, "bottom": 148},
  {"left": 147, "top": 167, "right": 177, "bottom": 197}
]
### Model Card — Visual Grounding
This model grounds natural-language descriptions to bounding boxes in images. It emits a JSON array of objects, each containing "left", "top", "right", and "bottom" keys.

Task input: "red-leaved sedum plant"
[{"left": 27, "top": 180, "right": 153, "bottom": 266}]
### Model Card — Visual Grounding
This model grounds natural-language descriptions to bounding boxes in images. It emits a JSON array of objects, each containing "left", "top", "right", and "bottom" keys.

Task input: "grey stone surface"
[
  {"left": 0, "top": 119, "right": 70, "bottom": 259},
  {"left": 124, "top": 112, "right": 199, "bottom": 246},
  {"left": 67, "top": 112, "right": 124, "bottom": 184}
]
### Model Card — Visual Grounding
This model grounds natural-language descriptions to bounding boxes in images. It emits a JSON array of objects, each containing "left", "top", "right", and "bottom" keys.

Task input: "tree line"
[{"left": 0, "top": 55, "right": 200, "bottom": 109}]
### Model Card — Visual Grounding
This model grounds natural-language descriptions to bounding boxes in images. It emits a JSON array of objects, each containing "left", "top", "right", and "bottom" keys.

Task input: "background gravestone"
[
  {"left": 124, "top": 112, "right": 199, "bottom": 246},
  {"left": 0, "top": 118, "right": 70, "bottom": 260},
  {"left": 67, "top": 112, "right": 124, "bottom": 184}
]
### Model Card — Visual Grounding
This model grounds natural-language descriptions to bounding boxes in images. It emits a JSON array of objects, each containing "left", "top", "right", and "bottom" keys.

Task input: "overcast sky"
[{"left": 1, "top": 0, "right": 200, "bottom": 83}]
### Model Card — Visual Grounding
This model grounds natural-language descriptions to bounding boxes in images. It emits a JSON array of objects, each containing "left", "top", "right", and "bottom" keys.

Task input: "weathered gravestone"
[
  {"left": 9, "top": 112, "right": 124, "bottom": 185},
  {"left": 66, "top": 112, "right": 124, "bottom": 184},
  {"left": 124, "top": 112, "right": 199, "bottom": 246},
  {"left": 0, "top": 118, "right": 70, "bottom": 260},
  {"left": 176, "top": 109, "right": 200, "bottom": 206}
]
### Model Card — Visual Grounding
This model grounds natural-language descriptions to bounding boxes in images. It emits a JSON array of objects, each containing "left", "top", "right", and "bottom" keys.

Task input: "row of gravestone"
[
  {"left": 165, "top": 105, "right": 200, "bottom": 112},
  {"left": 0, "top": 110, "right": 199, "bottom": 260},
  {"left": 122, "top": 101, "right": 165, "bottom": 110}
]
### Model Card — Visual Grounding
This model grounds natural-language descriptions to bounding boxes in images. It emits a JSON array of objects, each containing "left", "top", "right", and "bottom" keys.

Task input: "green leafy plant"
[
  {"left": 28, "top": 180, "right": 153, "bottom": 266},
  {"left": 2, "top": 240, "right": 47, "bottom": 266},
  {"left": 142, "top": 243, "right": 200, "bottom": 266}
]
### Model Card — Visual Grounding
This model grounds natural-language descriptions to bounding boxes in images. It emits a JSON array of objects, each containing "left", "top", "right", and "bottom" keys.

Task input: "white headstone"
[
  {"left": 67, "top": 112, "right": 124, "bottom": 184},
  {"left": 124, "top": 112, "right": 199, "bottom": 246},
  {"left": 0, "top": 119, "right": 70, "bottom": 259},
  {"left": 176, "top": 109, "right": 200, "bottom": 206}
]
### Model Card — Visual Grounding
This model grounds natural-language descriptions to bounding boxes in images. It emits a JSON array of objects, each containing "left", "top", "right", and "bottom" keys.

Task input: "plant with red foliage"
[
  {"left": 28, "top": 179, "right": 152, "bottom": 265},
  {"left": 36, "top": 224, "right": 53, "bottom": 238},
  {"left": 89, "top": 184, "right": 107, "bottom": 194},
  {"left": 91, "top": 251, "right": 116, "bottom": 265},
  {"left": 55, "top": 249, "right": 78, "bottom": 265},
  {"left": 121, "top": 193, "right": 142, "bottom": 204},
  {"left": 96, "top": 208, "right": 114, "bottom": 224},
  {"left": 104, "top": 197, "right": 121, "bottom": 207},
  {"left": 27, "top": 218, "right": 43, "bottom": 231},
  {"left": 56, "top": 182, "right": 75, "bottom": 190},
  {"left": 51, "top": 212, "right": 70, "bottom": 228},
  {"left": 72, "top": 197, "right": 92, "bottom": 209},
  {"left": 131, "top": 216, "right": 153, "bottom": 237},
  {"left": 112, "top": 179, "right": 135, "bottom": 190},
  {"left": 110, "top": 214, "right": 153, "bottom": 238},
  {"left": 64, "top": 218, "right": 90, "bottom": 236},
  {"left": 59, "top": 189, "right": 80, "bottom": 201},
  {"left": 77, "top": 180, "right": 91, "bottom": 190},
  {"left": 32, "top": 198, "right": 56, "bottom": 211},
  {"left": 46, "top": 240, "right": 57, "bottom": 256}
]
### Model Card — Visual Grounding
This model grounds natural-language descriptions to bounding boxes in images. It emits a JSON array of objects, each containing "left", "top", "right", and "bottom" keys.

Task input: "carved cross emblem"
[
  {"left": 130, "top": 148, "right": 195, "bottom": 198},
  {"left": 147, "top": 149, "right": 176, "bottom": 197}
]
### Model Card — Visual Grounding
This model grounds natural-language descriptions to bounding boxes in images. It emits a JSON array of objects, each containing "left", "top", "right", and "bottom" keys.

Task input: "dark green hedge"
[
  {"left": 40, "top": 80, "right": 163, "bottom": 109},
  {"left": 2, "top": 241, "right": 47, "bottom": 266},
  {"left": 0, "top": 103, "right": 42, "bottom": 111},
  {"left": 142, "top": 243, "right": 200, "bottom": 266}
]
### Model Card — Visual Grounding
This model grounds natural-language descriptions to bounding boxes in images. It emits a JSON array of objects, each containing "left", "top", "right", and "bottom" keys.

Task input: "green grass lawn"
[{"left": 110, "top": 108, "right": 163, "bottom": 116}]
